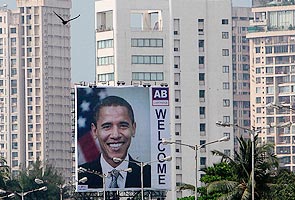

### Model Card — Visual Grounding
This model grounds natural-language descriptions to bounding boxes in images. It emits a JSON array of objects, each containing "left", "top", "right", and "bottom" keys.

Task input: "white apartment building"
[
  {"left": 247, "top": 0, "right": 295, "bottom": 171},
  {"left": 0, "top": 0, "right": 72, "bottom": 179},
  {"left": 232, "top": 7, "right": 252, "bottom": 146},
  {"left": 95, "top": 0, "right": 234, "bottom": 199}
]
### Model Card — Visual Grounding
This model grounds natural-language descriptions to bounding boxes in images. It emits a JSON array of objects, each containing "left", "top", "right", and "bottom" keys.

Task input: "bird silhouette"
[{"left": 53, "top": 11, "right": 80, "bottom": 25}]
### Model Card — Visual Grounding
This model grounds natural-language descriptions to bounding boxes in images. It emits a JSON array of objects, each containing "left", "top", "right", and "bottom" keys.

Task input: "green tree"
[
  {"left": 10, "top": 159, "right": 64, "bottom": 200},
  {"left": 205, "top": 136, "right": 278, "bottom": 200},
  {"left": 0, "top": 157, "right": 11, "bottom": 198},
  {"left": 263, "top": 168, "right": 295, "bottom": 200}
]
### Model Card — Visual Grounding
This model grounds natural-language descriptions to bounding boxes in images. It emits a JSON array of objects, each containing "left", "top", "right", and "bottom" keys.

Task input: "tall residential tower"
[
  {"left": 0, "top": 0, "right": 72, "bottom": 179},
  {"left": 247, "top": 0, "right": 295, "bottom": 171}
]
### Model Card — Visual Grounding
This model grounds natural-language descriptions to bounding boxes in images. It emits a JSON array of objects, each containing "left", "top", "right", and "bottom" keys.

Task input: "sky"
[{"left": 0, "top": 0, "right": 251, "bottom": 83}]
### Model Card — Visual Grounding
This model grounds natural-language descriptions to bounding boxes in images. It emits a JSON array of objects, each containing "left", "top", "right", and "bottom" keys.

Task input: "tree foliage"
[
  {"left": 202, "top": 136, "right": 278, "bottom": 200},
  {"left": 3, "top": 159, "right": 65, "bottom": 200},
  {"left": 0, "top": 156, "right": 10, "bottom": 190}
]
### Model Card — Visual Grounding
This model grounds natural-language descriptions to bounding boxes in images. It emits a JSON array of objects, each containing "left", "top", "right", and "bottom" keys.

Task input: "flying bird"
[{"left": 53, "top": 11, "right": 80, "bottom": 25}]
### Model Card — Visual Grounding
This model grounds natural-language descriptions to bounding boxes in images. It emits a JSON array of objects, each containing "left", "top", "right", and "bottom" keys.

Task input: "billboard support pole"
[
  {"left": 103, "top": 174, "right": 106, "bottom": 200},
  {"left": 140, "top": 162, "right": 144, "bottom": 200}
]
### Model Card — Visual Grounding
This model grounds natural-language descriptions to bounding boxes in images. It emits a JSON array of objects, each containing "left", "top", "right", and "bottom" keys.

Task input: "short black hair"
[{"left": 93, "top": 96, "right": 135, "bottom": 125}]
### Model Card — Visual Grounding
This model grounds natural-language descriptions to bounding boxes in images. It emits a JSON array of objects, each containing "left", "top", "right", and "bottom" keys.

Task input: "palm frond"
[
  {"left": 177, "top": 183, "right": 195, "bottom": 191},
  {"left": 207, "top": 180, "right": 239, "bottom": 194}
]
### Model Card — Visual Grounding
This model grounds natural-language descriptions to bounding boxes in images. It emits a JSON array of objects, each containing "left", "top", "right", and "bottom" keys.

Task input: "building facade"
[
  {"left": 94, "top": 0, "right": 234, "bottom": 199},
  {"left": 247, "top": 0, "right": 295, "bottom": 171},
  {"left": 232, "top": 7, "right": 252, "bottom": 147},
  {"left": 0, "top": 0, "right": 72, "bottom": 179}
]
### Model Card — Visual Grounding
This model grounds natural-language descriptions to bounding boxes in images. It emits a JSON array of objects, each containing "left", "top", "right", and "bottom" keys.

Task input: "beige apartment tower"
[
  {"left": 247, "top": 1, "right": 295, "bottom": 171},
  {"left": 0, "top": 0, "right": 72, "bottom": 179},
  {"left": 95, "top": 0, "right": 234, "bottom": 199}
]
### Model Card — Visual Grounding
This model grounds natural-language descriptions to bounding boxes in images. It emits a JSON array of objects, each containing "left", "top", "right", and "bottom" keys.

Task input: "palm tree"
[{"left": 206, "top": 136, "right": 278, "bottom": 200}]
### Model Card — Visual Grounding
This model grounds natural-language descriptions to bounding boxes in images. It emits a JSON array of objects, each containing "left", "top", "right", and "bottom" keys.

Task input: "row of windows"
[
  {"left": 131, "top": 38, "right": 163, "bottom": 47},
  {"left": 97, "top": 39, "right": 113, "bottom": 49},
  {"left": 97, "top": 38, "right": 164, "bottom": 49},
  {"left": 98, "top": 73, "right": 114, "bottom": 82},
  {"left": 97, "top": 56, "right": 114, "bottom": 66},
  {"left": 132, "top": 55, "right": 163, "bottom": 64},
  {"left": 258, "top": 45, "right": 295, "bottom": 54},
  {"left": 132, "top": 72, "right": 163, "bottom": 81}
]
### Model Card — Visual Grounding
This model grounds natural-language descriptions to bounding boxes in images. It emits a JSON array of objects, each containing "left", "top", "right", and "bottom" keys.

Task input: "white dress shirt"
[{"left": 100, "top": 155, "right": 129, "bottom": 189}]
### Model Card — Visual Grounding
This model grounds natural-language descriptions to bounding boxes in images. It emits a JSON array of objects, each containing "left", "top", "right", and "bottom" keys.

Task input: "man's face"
[{"left": 92, "top": 105, "right": 136, "bottom": 166}]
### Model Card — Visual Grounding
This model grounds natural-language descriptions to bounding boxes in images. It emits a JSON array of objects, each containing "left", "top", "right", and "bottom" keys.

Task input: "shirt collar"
[{"left": 100, "top": 154, "right": 129, "bottom": 189}]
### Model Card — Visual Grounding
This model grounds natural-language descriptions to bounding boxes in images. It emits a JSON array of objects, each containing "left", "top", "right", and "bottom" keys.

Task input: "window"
[
  {"left": 12, "top": 160, "right": 18, "bottom": 167},
  {"left": 11, "top": 88, "right": 17, "bottom": 95},
  {"left": 200, "top": 157, "right": 206, "bottom": 165},
  {"left": 11, "top": 80, "right": 17, "bottom": 87},
  {"left": 223, "top": 99, "right": 230, "bottom": 107},
  {"left": 222, "top": 32, "right": 229, "bottom": 39},
  {"left": 256, "top": 67, "right": 261, "bottom": 74},
  {"left": 222, "top": 49, "right": 229, "bottom": 56},
  {"left": 223, "top": 116, "right": 230, "bottom": 123},
  {"left": 222, "top": 19, "right": 229, "bottom": 24},
  {"left": 256, "top": 97, "right": 261, "bottom": 103},
  {"left": 12, "top": 142, "right": 18, "bottom": 149},
  {"left": 199, "top": 56, "right": 204, "bottom": 64},
  {"left": 199, "top": 73, "right": 205, "bottom": 81},
  {"left": 200, "top": 107, "right": 205, "bottom": 115},
  {"left": 223, "top": 82, "right": 230, "bottom": 89},
  {"left": 199, "top": 90, "right": 205, "bottom": 98},
  {"left": 224, "top": 132, "right": 230, "bottom": 139},
  {"left": 255, "top": 47, "right": 260, "bottom": 54},
  {"left": 12, "top": 152, "right": 18, "bottom": 158},
  {"left": 200, "top": 123, "right": 206, "bottom": 132},
  {"left": 11, "top": 38, "right": 16, "bottom": 46},
  {"left": 265, "top": 46, "right": 272, "bottom": 54},
  {"left": 199, "top": 40, "right": 204, "bottom": 48},
  {"left": 12, "top": 116, "right": 17, "bottom": 122},
  {"left": 11, "top": 28, "right": 17, "bottom": 33},
  {"left": 223, "top": 65, "right": 229, "bottom": 73},
  {"left": 224, "top": 149, "right": 231, "bottom": 156}
]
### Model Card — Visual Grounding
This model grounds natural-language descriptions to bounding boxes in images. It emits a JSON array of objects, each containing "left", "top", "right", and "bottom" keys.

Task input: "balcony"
[
  {"left": 248, "top": 26, "right": 266, "bottom": 33},
  {"left": 250, "top": 19, "right": 267, "bottom": 27}
]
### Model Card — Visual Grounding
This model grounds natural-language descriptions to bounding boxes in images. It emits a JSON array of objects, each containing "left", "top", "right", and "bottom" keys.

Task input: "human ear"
[
  {"left": 132, "top": 122, "right": 136, "bottom": 137},
  {"left": 91, "top": 123, "right": 98, "bottom": 139}
]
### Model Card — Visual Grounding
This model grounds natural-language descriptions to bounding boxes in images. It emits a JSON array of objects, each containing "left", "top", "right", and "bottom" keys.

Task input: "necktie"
[{"left": 109, "top": 169, "right": 120, "bottom": 188}]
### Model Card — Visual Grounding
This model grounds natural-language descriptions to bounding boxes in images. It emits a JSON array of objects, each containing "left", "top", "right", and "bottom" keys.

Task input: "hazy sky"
[{"left": 0, "top": 0, "right": 251, "bottom": 83}]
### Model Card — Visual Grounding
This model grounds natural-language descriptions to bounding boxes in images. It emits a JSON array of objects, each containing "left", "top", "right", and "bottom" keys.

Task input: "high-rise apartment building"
[
  {"left": 94, "top": 0, "right": 234, "bottom": 199},
  {"left": 232, "top": 7, "right": 252, "bottom": 146},
  {"left": 247, "top": 0, "right": 295, "bottom": 171},
  {"left": 0, "top": 0, "right": 72, "bottom": 179}
]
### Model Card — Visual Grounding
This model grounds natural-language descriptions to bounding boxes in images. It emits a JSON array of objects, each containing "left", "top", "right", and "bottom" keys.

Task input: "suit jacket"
[{"left": 78, "top": 154, "right": 151, "bottom": 189}]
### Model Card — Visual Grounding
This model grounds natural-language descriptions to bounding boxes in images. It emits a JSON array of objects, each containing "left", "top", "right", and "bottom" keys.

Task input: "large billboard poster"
[{"left": 75, "top": 86, "right": 171, "bottom": 192}]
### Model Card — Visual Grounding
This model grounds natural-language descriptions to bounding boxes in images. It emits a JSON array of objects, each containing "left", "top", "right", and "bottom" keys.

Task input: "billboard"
[{"left": 75, "top": 86, "right": 171, "bottom": 192}]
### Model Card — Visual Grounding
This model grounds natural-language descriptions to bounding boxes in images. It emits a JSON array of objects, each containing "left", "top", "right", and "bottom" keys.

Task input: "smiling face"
[{"left": 92, "top": 105, "right": 136, "bottom": 167}]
